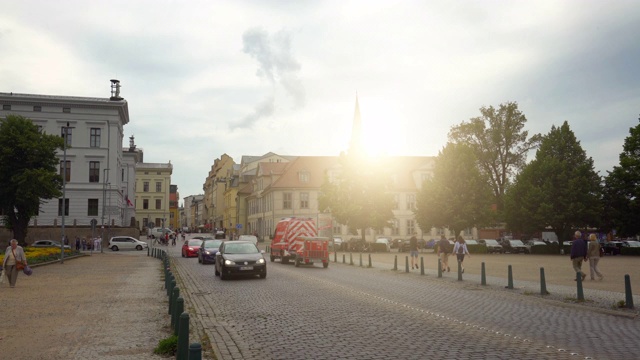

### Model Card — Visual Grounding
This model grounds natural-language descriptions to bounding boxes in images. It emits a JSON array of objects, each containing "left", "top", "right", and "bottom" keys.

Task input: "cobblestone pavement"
[
  {"left": 1, "top": 250, "right": 168, "bottom": 360},
  {"left": 168, "top": 238, "right": 640, "bottom": 360}
]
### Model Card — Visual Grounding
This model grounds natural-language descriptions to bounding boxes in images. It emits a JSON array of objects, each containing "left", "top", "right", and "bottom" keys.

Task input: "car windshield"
[
  {"left": 510, "top": 240, "right": 525, "bottom": 246},
  {"left": 187, "top": 240, "right": 202, "bottom": 246},
  {"left": 224, "top": 243, "right": 258, "bottom": 254},
  {"left": 626, "top": 241, "right": 640, "bottom": 247},
  {"left": 466, "top": 240, "right": 478, "bottom": 245},
  {"left": 376, "top": 239, "right": 389, "bottom": 243},
  {"left": 203, "top": 240, "right": 223, "bottom": 249}
]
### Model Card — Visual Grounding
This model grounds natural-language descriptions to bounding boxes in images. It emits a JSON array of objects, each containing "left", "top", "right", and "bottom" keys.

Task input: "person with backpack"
[
  {"left": 452, "top": 236, "right": 470, "bottom": 273},
  {"left": 437, "top": 235, "right": 451, "bottom": 272},
  {"left": 409, "top": 233, "right": 419, "bottom": 270}
]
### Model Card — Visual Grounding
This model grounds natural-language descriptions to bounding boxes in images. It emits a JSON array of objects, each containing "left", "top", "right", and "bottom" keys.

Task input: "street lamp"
[
  {"left": 101, "top": 168, "right": 109, "bottom": 254},
  {"left": 60, "top": 122, "right": 73, "bottom": 264}
]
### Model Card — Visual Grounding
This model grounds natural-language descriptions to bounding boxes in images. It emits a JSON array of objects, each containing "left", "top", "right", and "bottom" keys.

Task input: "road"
[{"left": 166, "top": 238, "right": 639, "bottom": 360}]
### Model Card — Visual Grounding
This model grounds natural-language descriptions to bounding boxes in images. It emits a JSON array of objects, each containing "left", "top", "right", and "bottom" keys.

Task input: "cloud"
[{"left": 235, "top": 27, "right": 305, "bottom": 129}]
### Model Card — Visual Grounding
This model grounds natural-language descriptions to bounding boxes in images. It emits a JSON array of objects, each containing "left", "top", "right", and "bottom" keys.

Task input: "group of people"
[
  {"left": 570, "top": 231, "right": 604, "bottom": 281},
  {"left": 408, "top": 234, "right": 471, "bottom": 273},
  {"left": 70, "top": 236, "right": 103, "bottom": 251}
]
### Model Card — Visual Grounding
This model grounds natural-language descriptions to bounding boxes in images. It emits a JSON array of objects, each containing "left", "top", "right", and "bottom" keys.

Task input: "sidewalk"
[{"left": 1, "top": 250, "right": 168, "bottom": 360}]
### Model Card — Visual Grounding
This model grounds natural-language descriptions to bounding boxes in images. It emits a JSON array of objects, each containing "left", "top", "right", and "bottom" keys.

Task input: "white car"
[
  {"left": 238, "top": 235, "right": 258, "bottom": 245},
  {"left": 375, "top": 238, "right": 391, "bottom": 252},
  {"left": 109, "top": 236, "right": 148, "bottom": 251}
]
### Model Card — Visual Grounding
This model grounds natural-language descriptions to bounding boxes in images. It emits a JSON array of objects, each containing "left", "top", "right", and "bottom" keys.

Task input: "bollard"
[
  {"left": 540, "top": 267, "right": 549, "bottom": 295},
  {"left": 169, "top": 277, "right": 176, "bottom": 299},
  {"left": 481, "top": 262, "right": 486, "bottom": 286},
  {"left": 625, "top": 274, "right": 634, "bottom": 309},
  {"left": 334, "top": 250, "right": 337, "bottom": 263},
  {"left": 405, "top": 256, "right": 409, "bottom": 273},
  {"left": 188, "top": 343, "right": 202, "bottom": 360},
  {"left": 147, "top": 246, "right": 150, "bottom": 256},
  {"left": 350, "top": 253, "right": 353, "bottom": 265},
  {"left": 170, "top": 286, "right": 180, "bottom": 316},
  {"left": 342, "top": 254, "right": 345, "bottom": 264},
  {"left": 506, "top": 265, "right": 513, "bottom": 289},
  {"left": 368, "top": 253, "right": 372, "bottom": 268},
  {"left": 457, "top": 260, "right": 462, "bottom": 281},
  {"left": 174, "top": 297, "right": 184, "bottom": 336},
  {"left": 177, "top": 312, "right": 190, "bottom": 360},
  {"left": 393, "top": 255, "right": 398, "bottom": 271},
  {"left": 420, "top": 257, "right": 424, "bottom": 275},
  {"left": 359, "top": 253, "right": 363, "bottom": 267},
  {"left": 576, "top": 271, "right": 584, "bottom": 301},
  {"left": 438, "top": 258, "right": 442, "bottom": 278}
]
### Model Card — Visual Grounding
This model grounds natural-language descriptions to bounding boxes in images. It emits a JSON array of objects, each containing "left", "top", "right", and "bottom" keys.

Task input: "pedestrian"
[
  {"left": 75, "top": 236, "right": 80, "bottom": 251},
  {"left": 82, "top": 238, "right": 87, "bottom": 251},
  {"left": 409, "top": 233, "right": 419, "bottom": 270},
  {"left": 437, "top": 235, "right": 451, "bottom": 272},
  {"left": 570, "top": 231, "right": 588, "bottom": 281},
  {"left": 587, "top": 234, "right": 604, "bottom": 280},
  {"left": 452, "top": 236, "right": 470, "bottom": 273},
  {"left": 2, "top": 239, "right": 28, "bottom": 288},
  {"left": 94, "top": 237, "right": 101, "bottom": 251}
]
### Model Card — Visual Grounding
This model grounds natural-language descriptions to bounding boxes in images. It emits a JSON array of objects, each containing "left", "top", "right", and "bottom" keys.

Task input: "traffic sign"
[{"left": 236, "top": 223, "right": 242, "bottom": 229}]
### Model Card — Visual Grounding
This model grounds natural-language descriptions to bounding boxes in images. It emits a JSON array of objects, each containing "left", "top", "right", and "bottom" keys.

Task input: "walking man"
[
  {"left": 409, "top": 233, "right": 419, "bottom": 270},
  {"left": 570, "top": 231, "right": 588, "bottom": 281},
  {"left": 437, "top": 235, "right": 451, "bottom": 272}
]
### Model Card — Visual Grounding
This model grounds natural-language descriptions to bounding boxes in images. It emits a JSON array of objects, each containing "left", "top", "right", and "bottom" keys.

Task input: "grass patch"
[
  {"left": 613, "top": 300, "right": 626, "bottom": 308},
  {"left": 154, "top": 335, "right": 178, "bottom": 356}
]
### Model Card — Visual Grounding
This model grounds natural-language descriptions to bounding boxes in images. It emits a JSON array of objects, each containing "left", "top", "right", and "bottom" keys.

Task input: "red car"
[{"left": 182, "top": 239, "right": 202, "bottom": 258}]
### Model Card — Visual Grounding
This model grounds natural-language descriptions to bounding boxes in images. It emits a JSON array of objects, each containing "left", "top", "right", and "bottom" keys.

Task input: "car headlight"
[
  {"left": 257, "top": 258, "right": 265, "bottom": 264},
  {"left": 205, "top": 251, "right": 211, "bottom": 255},
  {"left": 224, "top": 259, "right": 236, "bottom": 265}
]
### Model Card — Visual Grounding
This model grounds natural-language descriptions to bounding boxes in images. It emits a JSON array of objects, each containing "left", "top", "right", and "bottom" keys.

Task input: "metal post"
[
  {"left": 506, "top": 265, "right": 514, "bottom": 289},
  {"left": 540, "top": 267, "right": 549, "bottom": 295},
  {"left": 481, "top": 262, "right": 486, "bottom": 285},
  {"left": 420, "top": 257, "right": 424, "bottom": 275},
  {"left": 188, "top": 343, "right": 202, "bottom": 360},
  {"left": 576, "top": 271, "right": 584, "bottom": 301},
  {"left": 438, "top": 258, "right": 442, "bottom": 278},
  {"left": 457, "top": 259, "right": 462, "bottom": 281},
  {"left": 174, "top": 298, "right": 184, "bottom": 336},
  {"left": 625, "top": 274, "right": 634, "bottom": 309},
  {"left": 359, "top": 253, "right": 363, "bottom": 267},
  {"left": 60, "top": 122, "right": 70, "bottom": 264},
  {"left": 368, "top": 253, "right": 372, "bottom": 268},
  {"left": 405, "top": 256, "right": 409, "bottom": 273},
  {"left": 177, "top": 312, "right": 189, "bottom": 360}
]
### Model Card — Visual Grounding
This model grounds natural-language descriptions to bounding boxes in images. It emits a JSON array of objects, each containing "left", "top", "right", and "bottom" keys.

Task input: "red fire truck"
[{"left": 270, "top": 217, "right": 330, "bottom": 268}]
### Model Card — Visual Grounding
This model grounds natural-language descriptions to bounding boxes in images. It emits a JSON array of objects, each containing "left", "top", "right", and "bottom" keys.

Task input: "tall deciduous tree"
[
  {"left": 603, "top": 116, "right": 640, "bottom": 237},
  {"left": 448, "top": 101, "right": 541, "bottom": 215},
  {"left": 504, "top": 121, "right": 602, "bottom": 245},
  {"left": 0, "top": 115, "right": 64, "bottom": 245},
  {"left": 414, "top": 143, "right": 494, "bottom": 238},
  {"left": 319, "top": 153, "right": 395, "bottom": 241}
]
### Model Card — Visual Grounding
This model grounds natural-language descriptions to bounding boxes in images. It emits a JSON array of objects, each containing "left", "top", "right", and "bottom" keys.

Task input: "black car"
[
  {"left": 479, "top": 239, "right": 503, "bottom": 254},
  {"left": 602, "top": 241, "right": 623, "bottom": 256},
  {"left": 215, "top": 241, "right": 267, "bottom": 280},
  {"left": 198, "top": 239, "right": 223, "bottom": 264},
  {"left": 502, "top": 239, "right": 530, "bottom": 254}
]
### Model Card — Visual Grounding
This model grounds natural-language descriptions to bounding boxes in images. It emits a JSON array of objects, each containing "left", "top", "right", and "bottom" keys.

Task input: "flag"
[{"left": 125, "top": 195, "right": 133, "bottom": 207}]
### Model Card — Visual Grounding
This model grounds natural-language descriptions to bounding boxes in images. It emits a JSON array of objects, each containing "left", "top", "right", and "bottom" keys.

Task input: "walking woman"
[
  {"left": 451, "top": 236, "right": 470, "bottom": 273},
  {"left": 587, "top": 234, "right": 604, "bottom": 280},
  {"left": 3, "top": 239, "right": 28, "bottom": 288}
]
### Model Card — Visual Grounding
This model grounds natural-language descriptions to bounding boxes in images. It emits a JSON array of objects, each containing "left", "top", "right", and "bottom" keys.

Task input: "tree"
[
  {"left": 603, "top": 116, "right": 640, "bottom": 237},
  {"left": 0, "top": 115, "right": 65, "bottom": 245},
  {"left": 318, "top": 153, "right": 395, "bottom": 241},
  {"left": 448, "top": 101, "right": 541, "bottom": 215},
  {"left": 414, "top": 142, "right": 494, "bottom": 238},
  {"left": 504, "top": 121, "right": 602, "bottom": 245}
]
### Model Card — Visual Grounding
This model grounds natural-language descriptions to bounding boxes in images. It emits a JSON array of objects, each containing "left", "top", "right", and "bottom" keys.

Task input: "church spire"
[{"left": 349, "top": 93, "right": 364, "bottom": 156}]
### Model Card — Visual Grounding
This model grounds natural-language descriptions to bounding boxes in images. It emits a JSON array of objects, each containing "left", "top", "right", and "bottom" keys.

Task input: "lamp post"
[
  {"left": 60, "top": 122, "right": 71, "bottom": 264},
  {"left": 101, "top": 168, "right": 109, "bottom": 254}
]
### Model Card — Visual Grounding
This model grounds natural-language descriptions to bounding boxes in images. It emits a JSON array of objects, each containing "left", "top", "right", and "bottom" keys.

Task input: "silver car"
[{"left": 109, "top": 236, "right": 148, "bottom": 251}]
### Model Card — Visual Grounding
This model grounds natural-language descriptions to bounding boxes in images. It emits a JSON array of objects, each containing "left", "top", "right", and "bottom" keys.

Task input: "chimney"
[
  {"left": 129, "top": 135, "right": 136, "bottom": 150},
  {"left": 110, "top": 79, "right": 122, "bottom": 100}
]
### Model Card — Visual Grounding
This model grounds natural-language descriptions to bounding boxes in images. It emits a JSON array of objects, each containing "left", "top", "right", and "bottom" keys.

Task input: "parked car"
[
  {"left": 238, "top": 235, "right": 258, "bottom": 245},
  {"left": 503, "top": 239, "right": 530, "bottom": 254},
  {"left": 348, "top": 238, "right": 370, "bottom": 252},
  {"left": 623, "top": 240, "right": 640, "bottom": 248},
  {"left": 214, "top": 231, "right": 226, "bottom": 240},
  {"left": 391, "top": 239, "right": 404, "bottom": 249},
  {"left": 182, "top": 239, "right": 203, "bottom": 258},
  {"left": 31, "top": 240, "right": 71, "bottom": 250},
  {"left": 108, "top": 236, "right": 147, "bottom": 251},
  {"left": 399, "top": 239, "right": 411, "bottom": 252},
  {"left": 331, "top": 237, "right": 344, "bottom": 251},
  {"left": 375, "top": 238, "right": 391, "bottom": 252},
  {"left": 215, "top": 240, "right": 267, "bottom": 280},
  {"left": 479, "top": 239, "right": 503, "bottom": 254},
  {"left": 602, "top": 241, "right": 623, "bottom": 255},
  {"left": 525, "top": 240, "right": 548, "bottom": 253},
  {"left": 424, "top": 239, "right": 436, "bottom": 249},
  {"left": 198, "top": 239, "right": 223, "bottom": 264}
]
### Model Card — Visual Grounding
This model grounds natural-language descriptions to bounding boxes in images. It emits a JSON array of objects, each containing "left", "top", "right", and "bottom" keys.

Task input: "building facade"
[{"left": 134, "top": 162, "right": 173, "bottom": 230}]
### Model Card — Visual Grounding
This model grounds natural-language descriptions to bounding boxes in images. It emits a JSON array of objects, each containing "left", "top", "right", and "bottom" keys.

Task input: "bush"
[
  {"left": 154, "top": 335, "right": 177, "bottom": 355},
  {"left": 467, "top": 244, "right": 488, "bottom": 254},
  {"left": 530, "top": 244, "right": 559, "bottom": 255}
]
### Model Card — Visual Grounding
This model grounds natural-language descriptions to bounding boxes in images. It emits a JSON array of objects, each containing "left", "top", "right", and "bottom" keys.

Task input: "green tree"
[
  {"left": 0, "top": 115, "right": 65, "bottom": 245},
  {"left": 448, "top": 101, "right": 541, "bottom": 215},
  {"left": 504, "top": 121, "right": 602, "bottom": 245},
  {"left": 414, "top": 143, "right": 494, "bottom": 238},
  {"left": 319, "top": 153, "right": 395, "bottom": 241},
  {"left": 603, "top": 116, "right": 640, "bottom": 237}
]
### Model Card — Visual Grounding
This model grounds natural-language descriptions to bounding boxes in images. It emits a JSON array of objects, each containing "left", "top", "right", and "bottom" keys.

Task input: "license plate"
[{"left": 239, "top": 266, "right": 253, "bottom": 271}]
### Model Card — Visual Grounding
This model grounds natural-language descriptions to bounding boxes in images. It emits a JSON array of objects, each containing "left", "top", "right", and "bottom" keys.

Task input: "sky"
[{"left": 1, "top": 0, "right": 639, "bottom": 200}]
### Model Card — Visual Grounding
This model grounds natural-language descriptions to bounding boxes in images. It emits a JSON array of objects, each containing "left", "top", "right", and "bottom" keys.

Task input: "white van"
[
  {"left": 148, "top": 227, "right": 175, "bottom": 239},
  {"left": 238, "top": 235, "right": 258, "bottom": 245}
]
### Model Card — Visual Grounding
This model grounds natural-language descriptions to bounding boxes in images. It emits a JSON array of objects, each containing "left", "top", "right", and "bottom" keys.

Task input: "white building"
[{"left": 0, "top": 80, "right": 135, "bottom": 227}]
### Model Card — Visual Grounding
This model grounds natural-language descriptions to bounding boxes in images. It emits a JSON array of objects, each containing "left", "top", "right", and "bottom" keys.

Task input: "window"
[
  {"left": 407, "top": 194, "right": 416, "bottom": 211},
  {"left": 437, "top": 228, "right": 445, "bottom": 236},
  {"left": 33, "top": 106, "right": 41, "bottom": 112},
  {"left": 121, "top": 169, "right": 125, "bottom": 181},
  {"left": 406, "top": 220, "right": 415, "bottom": 235},
  {"left": 156, "top": 199, "right": 161, "bottom": 209},
  {"left": 283, "top": 193, "right": 292, "bottom": 209},
  {"left": 393, "top": 194, "right": 399, "bottom": 209},
  {"left": 63, "top": 107, "right": 71, "bottom": 113},
  {"left": 60, "top": 161, "right": 71, "bottom": 182},
  {"left": 88, "top": 199, "right": 99, "bottom": 216},
  {"left": 89, "top": 161, "right": 100, "bottom": 182},
  {"left": 143, "top": 182, "right": 149, "bottom": 192},
  {"left": 2, "top": 105, "right": 10, "bottom": 110},
  {"left": 143, "top": 199, "right": 149, "bottom": 209},
  {"left": 61, "top": 127, "right": 72, "bottom": 146},
  {"left": 58, "top": 198, "right": 69, "bottom": 216},
  {"left": 90, "top": 128, "right": 101, "bottom": 147},
  {"left": 391, "top": 219, "right": 400, "bottom": 235},
  {"left": 299, "top": 171, "right": 310, "bottom": 183},
  {"left": 156, "top": 182, "right": 162, "bottom": 192},
  {"left": 300, "top": 192, "right": 309, "bottom": 209}
]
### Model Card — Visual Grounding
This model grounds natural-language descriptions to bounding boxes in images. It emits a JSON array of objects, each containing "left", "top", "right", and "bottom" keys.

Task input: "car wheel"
[
  {"left": 270, "top": 255, "right": 275, "bottom": 262},
  {"left": 220, "top": 268, "right": 227, "bottom": 280},
  {"left": 260, "top": 269, "right": 266, "bottom": 279},
  {"left": 111, "top": 245, "right": 119, "bottom": 251},
  {"left": 181, "top": 251, "right": 185, "bottom": 258},
  {"left": 136, "top": 245, "right": 143, "bottom": 251},
  {"left": 295, "top": 257, "right": 301, "bottom": 267},
  {"left": 323, "top": 262, "right": 329, "bottom": 269},
  {"left": 198, "top": 256, "right": 201, "bottom": 263}
]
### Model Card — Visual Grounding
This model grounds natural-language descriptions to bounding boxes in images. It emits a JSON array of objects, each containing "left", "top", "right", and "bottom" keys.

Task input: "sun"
[{"left": 361, "top": 108, "right": 406, "bottom": 157}]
